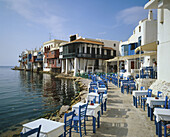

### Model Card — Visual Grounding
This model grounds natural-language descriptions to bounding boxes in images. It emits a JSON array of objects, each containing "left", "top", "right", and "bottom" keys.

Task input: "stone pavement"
[{"left": 73, "top": 82, "right": 157, "bottom": 137}]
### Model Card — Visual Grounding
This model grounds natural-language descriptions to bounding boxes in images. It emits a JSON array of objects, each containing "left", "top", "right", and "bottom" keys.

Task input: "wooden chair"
[
  {"left": 20, "top": 125, "right": 41, "bottom": 137},
  {"left": 72, "top": 103, "right": 88, "bottom": 137},
  {"left": 64, "top": 110, "right": 75, "bottom": 137}
]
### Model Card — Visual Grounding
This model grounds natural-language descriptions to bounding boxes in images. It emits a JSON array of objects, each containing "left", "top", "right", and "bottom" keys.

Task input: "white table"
[
  {"left": 146, "top": 97, "right": 166, "bottom": 121},
  {"left": 132, "top": 90, "right": 148, "bottom": 108},
  {"left": 153, "top": 108, "right": 170, "bottom": 137},
  {"left": 146, "top": 97, "right": 166, "bottom": 108},
  {"left": 87, "top": 92, "right": 107, "bottom": 104},
  {"left": 98, "top": 87, "right": 107, "bottom": 93},
  {"left": 154, "top": 108, "right": 170, "bottom": 122},
  {"left": 22, "top": 118, "right": 64, "bottom": 137},
  {"left": 72, "top": 102, "right": 100, "bottom": 133},
  {"left": 132, "top": 90, "right": 148, "bottom": 97}
]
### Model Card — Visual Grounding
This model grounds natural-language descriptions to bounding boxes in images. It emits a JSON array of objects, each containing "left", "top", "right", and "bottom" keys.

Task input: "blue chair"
[
  {"left": 122, "top": 82, "right": 129, "bottom": 94},
  {"left": 156, "top": 98, "right": 170, "bottom": 136},
  {"left": 73, "top": 103, "right": 88, "bottom": 137},
  {"left": 20, "top": 125, "right": 41, "bottom": 137},
  {"left": 64, "top": 110, "right": 75, "bottom": 137},
  {"left": 129, "top": 82, "right": 136, "bottom": 94},
  {"left": 164, "top": 124, "right": 170, "bottom": 137},
  {"left": 141, "top": 89, "right": 152, "bottom": 111},
  {"left": 164, "top": 99, "right": 170, "bottom": 137},
  {"left": 157, "top": 91, "right": 163, "bottom": 97}
]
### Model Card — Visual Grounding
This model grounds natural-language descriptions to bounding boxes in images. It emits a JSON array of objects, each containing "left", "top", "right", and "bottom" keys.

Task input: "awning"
[
  {"left": 106, "top": 57, "right": 119, "bottom": 62},
  {"left": 135, "top": 41, "right": 157, "bottom": 53},
  {"left": 106, "top": 51, "right": 157, "bottom": 62}
]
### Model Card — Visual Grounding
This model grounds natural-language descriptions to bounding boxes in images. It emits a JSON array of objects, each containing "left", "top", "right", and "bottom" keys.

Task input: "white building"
[
  {"left": 145, "top": 0, "right": 170, "bottom": 82},
  {"left": 119, "top": 10, "right": 157, "bottom": 73}
]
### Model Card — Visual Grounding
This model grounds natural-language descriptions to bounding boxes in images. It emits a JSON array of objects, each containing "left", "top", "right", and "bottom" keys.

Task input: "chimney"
[{"left": 148, "top": 10, "right": 153, "bottom": 20}]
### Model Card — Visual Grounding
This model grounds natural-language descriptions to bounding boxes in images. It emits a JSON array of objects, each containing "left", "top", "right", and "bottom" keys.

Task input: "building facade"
[
  {"left": 19, "top": 50, "right": 32, "bottom": 70},
  {"left": 43, "top": 39, "right": 67, "bottom": 72},
  {"left": 30, "top": 48, "right": 43, "bottom": 72},
  {"left": 145, "top": 0, "right": 170, "bottom": 82},
  {"left": 119, "top": 10, "right": 157, "bottom": 73},
  {"left": 59, "top": 35, "right": 119, "bottom": 76}
]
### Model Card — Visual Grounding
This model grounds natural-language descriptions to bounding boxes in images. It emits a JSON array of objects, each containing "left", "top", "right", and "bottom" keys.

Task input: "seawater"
[{"left": 0, "top": 66, "right": 78, "bottom": 135}]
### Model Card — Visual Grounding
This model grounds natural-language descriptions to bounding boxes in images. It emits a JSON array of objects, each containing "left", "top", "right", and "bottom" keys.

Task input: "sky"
[{"left": 0, "top": 0, "right": 156, "bottom": 66}]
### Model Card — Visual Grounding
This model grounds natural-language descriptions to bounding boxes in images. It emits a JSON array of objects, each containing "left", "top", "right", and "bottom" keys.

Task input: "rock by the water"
[{"left": 59, "top": 105, "right": 70, "bottom": 115}]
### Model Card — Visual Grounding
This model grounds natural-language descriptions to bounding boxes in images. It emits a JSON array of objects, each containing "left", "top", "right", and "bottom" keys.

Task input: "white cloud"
[
  {"left": 3, "top": 0, "right": 67, "bottom": 38},
  {"left": 116, "top": 6, "right": 148, "bottom": 25}
]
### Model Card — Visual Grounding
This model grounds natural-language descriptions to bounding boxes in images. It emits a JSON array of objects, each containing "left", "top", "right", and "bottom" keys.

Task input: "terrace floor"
[{"left": 73, "top": 82, "right": 157, "bottom": 137}]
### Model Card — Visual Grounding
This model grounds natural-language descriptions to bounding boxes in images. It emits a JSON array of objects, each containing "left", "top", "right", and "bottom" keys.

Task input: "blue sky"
[{"left": 0, "top": 0, "right": 155, "bottom": 66}]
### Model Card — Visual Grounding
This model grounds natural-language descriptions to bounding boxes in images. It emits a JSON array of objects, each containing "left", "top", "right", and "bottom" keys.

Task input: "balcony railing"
[
  {"left": 63, "top": 52, "right": 115, "bottom": 59},
  {"left": 35, "top": 58, "right": 43, "bottom": 62},
  {"left": 63, "top": 53, "right": 76, "bottom": 58}
]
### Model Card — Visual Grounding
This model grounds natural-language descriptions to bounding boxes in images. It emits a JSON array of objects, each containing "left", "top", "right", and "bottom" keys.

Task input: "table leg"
[
  {"left": 158, "top": 121, "right": 162, "bottom": 137},
  {"left": 150, "top": 108, "right": 153, "bottom": 121},
  {"left": 147, "top": 105, "right": 150, "bottom": 117},
  {"left": 155, "top": 120, "right": 158, "bottom": 135},
  {"left": 135, "top": 97, "right": 138, "bottom": 108},
  {"left": 104, "top": 99, "right": 107, "bottom": 111},
  {"left": 133, "top": 96, "right": 135, "bottom": 106},
  {"left": 93, "top": 116, "right": 96, "bottom": 133},
  {"left": 97, "top": 111, "right": 100, "bottom": 128},
  {"left": 101, "top": 103, "right": 103, "bottom": 115}
]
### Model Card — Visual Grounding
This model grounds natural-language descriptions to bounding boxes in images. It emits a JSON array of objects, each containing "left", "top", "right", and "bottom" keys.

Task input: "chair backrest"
[
  {"left": 79, "top": 103, "right": 88, "bottom": 118},
  {"left": 20, "top": 125, "right": 41, "bottom": 137},
  {"left": 164, "top": 96, "right": 168, "bottom": 109},
  {"left": 99, "top": 84, "right": 106, "bottom": 88},
  {"left": 157, "top": 91, "right": 162, "bottom": 97},
  {"left": 147, "top": 89, "right": 152, "bottom": 97},
  {"left": 64, "top": 110, "right": 75, "bottom": 133},
  {"left": 141, "top": 86, "right": 145, "bottom": 90},
  {"left": 168, "top": 99, "right": 170, "bottom": 109},
  {"left": 99, "top": 93, "right": 103, "bottom": 104}
]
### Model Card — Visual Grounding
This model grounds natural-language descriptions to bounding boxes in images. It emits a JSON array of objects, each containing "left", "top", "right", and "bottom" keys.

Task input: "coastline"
[{"left": 1, "top": 69, "right": 91, "bottom": 137}]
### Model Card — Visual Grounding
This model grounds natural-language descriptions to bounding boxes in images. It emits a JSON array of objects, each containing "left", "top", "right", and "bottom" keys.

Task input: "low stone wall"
[
  {"left": 135, "top": 79, "right": 156, "bottom": 90},
  {"left": 149, "top": 80, "right": 170, "bottom": 97}
]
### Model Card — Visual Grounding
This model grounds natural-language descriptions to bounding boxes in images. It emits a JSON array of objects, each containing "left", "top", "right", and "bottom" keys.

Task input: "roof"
[
  {"left": 135, "top": 41, "right": 157, "bottom": 53},
  {"left": 102, "top": 47, "right": 114, "bottom": 50},
  {"left": 106, "top": 51, "right": 157, "bottom": 62},
  {"left": 43, "top": 39, "right": 68, "bottom": 45},
  {"left": 144, "top": 0, "right": 158, "bottom": 9},
  {"left": 61, "top": 38, "right": 104, "bottom": 46}
]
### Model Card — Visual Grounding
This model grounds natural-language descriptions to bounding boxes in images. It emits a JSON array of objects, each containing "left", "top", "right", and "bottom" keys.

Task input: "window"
[
  {"left": 102, "top": 49, "right": 104, "bottom": 55},
  {"left": 87, "top": 47, "right": 90, "bottom": 54},
  {"left": 139, "top": 26, "right": 141, "bottom": 32},
  {"left": 82, "top": 47, "right": 84, "bottom": 53},
  {"left": 77, "top": 48, "right": 79, "bottom": 54},
  {"left": 138, "top": 36, "right": 141, "bottom": 46},
  {"left": 107, "top": 50, "right": 111, "bottom": 56},
  {"left": 97, "top": 48, "right": 100, "bottom": 54},
  {"left": 58, "top": 59, "right": 60, "bottom": 63},
  {"left": 113, "top": 44, "right": 116, "bottom": 47},
  {"left": 131, "top": 43, "right": 136, "bottom": 50},
  {"left": 113, "top": 50, "right": 116, "bottom": 56}
]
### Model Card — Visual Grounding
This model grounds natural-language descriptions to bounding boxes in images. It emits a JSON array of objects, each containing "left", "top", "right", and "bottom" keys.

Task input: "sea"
[{"left": 0, "top": 66, "right": 78, "bottom": 136}]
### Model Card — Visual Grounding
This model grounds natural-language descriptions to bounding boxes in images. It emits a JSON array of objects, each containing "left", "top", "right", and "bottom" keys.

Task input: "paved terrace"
[{"left": 74, "top": 82, "right": 157, "bottom": 137}]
